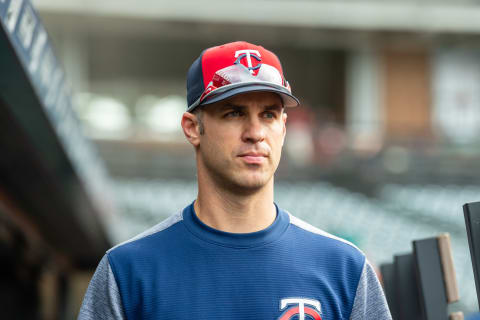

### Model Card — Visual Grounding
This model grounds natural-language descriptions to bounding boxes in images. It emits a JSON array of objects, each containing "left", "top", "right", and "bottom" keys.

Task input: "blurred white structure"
[{"left": 32, "top": 0, "right": 480, "bottom": 33}]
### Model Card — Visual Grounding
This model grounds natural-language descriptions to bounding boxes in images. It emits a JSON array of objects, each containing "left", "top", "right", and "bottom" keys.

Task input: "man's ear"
[{"left": 181, "top": 112, "right": 201, "bottom": 147}]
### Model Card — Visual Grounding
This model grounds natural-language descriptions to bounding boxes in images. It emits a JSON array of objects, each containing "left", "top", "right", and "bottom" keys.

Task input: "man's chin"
[{"left": 228, "top": 174, "right": 272, "bottom": 193}]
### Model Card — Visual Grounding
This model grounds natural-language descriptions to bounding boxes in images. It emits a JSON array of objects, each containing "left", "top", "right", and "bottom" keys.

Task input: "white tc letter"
[
  {"left": 280, "top": 298, "right": 322, "bottom": 320},
  {"left": 235, "top": 49, "right": 261, "bottom": 73}
]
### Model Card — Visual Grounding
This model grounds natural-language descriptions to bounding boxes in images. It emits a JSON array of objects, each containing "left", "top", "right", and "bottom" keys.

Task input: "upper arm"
[
  {"left": 77, "top": 254, "right": 126, "bottom": 320},
  {"left": 349, "top": 260, "right": 392, "bottom": 320}
]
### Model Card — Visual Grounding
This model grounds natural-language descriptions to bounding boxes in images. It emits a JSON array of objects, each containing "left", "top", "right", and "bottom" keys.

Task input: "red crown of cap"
[{"left": 200, "top": 41, "right": 284, "bottom": 90}]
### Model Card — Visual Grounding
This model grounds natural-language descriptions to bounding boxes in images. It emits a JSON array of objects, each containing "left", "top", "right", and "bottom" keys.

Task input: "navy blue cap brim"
[{"left": 187, "top": 84, "right": 299, "bottom": 112}]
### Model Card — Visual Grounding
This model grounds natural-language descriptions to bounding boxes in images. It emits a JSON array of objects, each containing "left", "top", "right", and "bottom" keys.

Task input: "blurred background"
[{"left": 1, "top": 0, "right": 480, "bottom": 318}]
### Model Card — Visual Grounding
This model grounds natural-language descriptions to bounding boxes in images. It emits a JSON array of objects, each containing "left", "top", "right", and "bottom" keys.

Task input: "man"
[{"left": 78, "top": 41, "right": 391, "bottom": 320}]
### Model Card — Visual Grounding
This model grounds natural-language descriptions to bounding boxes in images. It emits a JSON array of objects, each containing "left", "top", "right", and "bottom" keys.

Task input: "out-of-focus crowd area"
[{"left": 2, "top": 0, "right": 480, "bottom": 318}]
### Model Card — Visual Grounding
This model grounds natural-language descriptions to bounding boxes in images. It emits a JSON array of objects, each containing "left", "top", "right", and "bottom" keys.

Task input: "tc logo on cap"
[{"left": 234, "top": 49, "right": 262, "bottom": 74}]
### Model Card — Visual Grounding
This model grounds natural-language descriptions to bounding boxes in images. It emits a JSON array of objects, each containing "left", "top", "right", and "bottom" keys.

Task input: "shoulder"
[
  {"left": 284, "top": 211, "right": 373, "bottom": 317},
  {"left": 286, "top": 212, "right": 365, "bottom": 264},
  {"left": 107, "top": 210, "right": 184, "bottom": 259}
]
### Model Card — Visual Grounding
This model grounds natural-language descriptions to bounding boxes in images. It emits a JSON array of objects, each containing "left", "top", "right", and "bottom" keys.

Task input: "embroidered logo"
[
  {"left": 234, "top": 49, "right": 262, "bottom": 74},
  {"left": 278, "top": 298, "right": 322, "bottom": 320}
]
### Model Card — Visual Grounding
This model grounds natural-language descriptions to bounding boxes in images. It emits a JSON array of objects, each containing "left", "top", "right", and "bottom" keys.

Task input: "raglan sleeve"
[
  {"left": 349, "top": 259, "right": 392, "bottom": 320},
  {"left": 77, "top": 254, "right": 126, "bottom": 320}
]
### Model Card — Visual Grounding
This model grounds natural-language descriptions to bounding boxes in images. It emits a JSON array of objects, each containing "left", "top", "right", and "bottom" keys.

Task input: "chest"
[{"left": 116, "top": 247, "right": 355, "bottom": 320}]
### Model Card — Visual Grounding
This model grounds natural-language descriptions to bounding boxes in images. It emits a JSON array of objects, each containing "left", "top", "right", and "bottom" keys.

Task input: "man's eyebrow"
[
  {"left": 264, "top": 104, "right": 283, "bottom": 111},
  {"left": 221, "top": 103, "right": 246, "bottom": 110},
  {"left": 219, "top": 103, "right": 282, "bottom": 111}
]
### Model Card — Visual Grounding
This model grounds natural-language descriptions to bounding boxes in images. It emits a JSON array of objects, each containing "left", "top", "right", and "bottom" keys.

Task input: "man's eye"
[
  {"left": 263, "top": 112, "right": 276, "bottom": 119},
  {"left": 225, "top": 110, "right": 242, "bottom": 117}
]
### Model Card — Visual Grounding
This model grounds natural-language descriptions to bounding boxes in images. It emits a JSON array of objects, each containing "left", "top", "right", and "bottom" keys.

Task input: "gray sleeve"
[
  {"left": 77, "top": 254, "right": 126, "bottom": 320},
  {"left": 349, "top": 259, "right": 392, "bottom": 320}
]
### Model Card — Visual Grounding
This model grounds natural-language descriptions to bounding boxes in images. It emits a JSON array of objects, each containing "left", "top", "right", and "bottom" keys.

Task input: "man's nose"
[{"left": 241, "top": 117, "right": 265, "bottom": 143}]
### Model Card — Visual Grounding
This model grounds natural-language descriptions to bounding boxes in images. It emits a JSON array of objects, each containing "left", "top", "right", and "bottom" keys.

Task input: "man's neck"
[{"left": 194, "top": 179, "right": 276, "bottom": 234}]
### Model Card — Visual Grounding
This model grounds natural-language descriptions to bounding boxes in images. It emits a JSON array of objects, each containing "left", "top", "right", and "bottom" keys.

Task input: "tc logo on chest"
[{"left": 278, "top": 298, "right": 322, "bottom": 320}]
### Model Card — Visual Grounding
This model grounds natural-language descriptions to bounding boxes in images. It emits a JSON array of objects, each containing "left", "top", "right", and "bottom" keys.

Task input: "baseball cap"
[{"left": 186, "top": 41, "right": 299, "bottom": 112}]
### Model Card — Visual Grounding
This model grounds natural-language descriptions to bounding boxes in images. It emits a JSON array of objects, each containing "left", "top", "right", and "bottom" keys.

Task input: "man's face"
[{"left": 196, "top": 91, "right": 287, "bottom": 193}]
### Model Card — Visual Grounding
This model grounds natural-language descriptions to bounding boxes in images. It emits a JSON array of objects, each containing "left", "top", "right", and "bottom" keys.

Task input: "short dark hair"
[{"left": 192, "top": 106, "right": 205, "bottom": 135}]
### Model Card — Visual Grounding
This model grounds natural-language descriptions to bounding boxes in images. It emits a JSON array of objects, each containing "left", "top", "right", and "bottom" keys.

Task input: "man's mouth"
[{"left": 238, "top": 152, "right": 267, "bottom": 164}]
